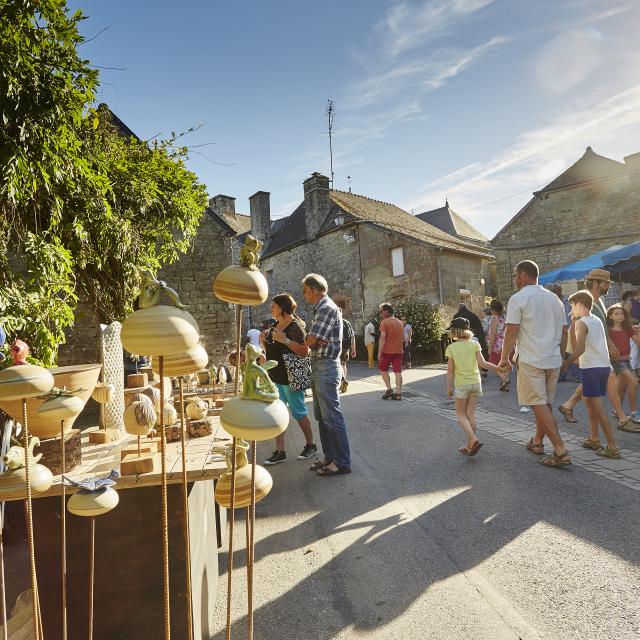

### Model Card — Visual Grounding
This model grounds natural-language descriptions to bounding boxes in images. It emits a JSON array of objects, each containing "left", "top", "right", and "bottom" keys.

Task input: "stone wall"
[{"left": 492, "top": 172, "right": 640, "bottom": 299}]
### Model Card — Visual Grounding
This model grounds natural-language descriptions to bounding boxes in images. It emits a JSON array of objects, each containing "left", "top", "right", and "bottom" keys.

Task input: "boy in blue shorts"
[{"left": 562, "top": 290, "right": 620, "bottom": 459}]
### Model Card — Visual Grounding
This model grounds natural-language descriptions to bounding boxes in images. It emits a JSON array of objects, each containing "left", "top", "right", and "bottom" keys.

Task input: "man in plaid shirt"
[{"left": 303, "top": 273, "right": 352, "bottom": 476}]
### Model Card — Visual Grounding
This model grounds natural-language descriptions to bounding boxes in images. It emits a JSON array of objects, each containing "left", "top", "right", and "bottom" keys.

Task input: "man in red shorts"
[{"left": 378, "top": 302, "right": 405, "bottom": 400}]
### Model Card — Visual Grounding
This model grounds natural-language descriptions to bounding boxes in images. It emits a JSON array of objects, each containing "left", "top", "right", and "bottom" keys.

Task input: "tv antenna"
[
  {"left": 347, "top": 175, "right": 352, "bottom": 193},
  {"left": 326, "top": 99, "right": 335, "bottom": 189}
]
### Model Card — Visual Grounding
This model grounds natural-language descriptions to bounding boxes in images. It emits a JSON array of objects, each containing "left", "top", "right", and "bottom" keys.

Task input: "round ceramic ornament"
[
  {"left": 213, "top": 265, "right": 268, "bottom": 306},
  {"left": 151, "top": 344, "right": 209, "bottom": 378},
  {"left": 142, "top": 386, "right": 161, "bottom": 410},
  {"left": 220, "top": 397, "right": 289, "bottom": 441},
  {"left": 67, "top": 487, "right": 119, "bottom": 517},
  {"left": 121, "top": 306, "right": 200, "bottom": 357},
  {"left": 124, "top": 398, "right": 156, "bottom": 436},
  {"left": 0, "top": 365, "right": 54, "bottom": 401},
  {"left": 155, "top": 402, "right": 177, "bottom": 428},
  {"left": 0, "top": 465, "right": 54, "bottom": 501},
  {"left": 36, "top": 393, "right": 84, "bottom": 422},
  {"left": 214, "top": 464, "right": 273, "bottom": 509},
  {"left": 91, "top": 382, "right": 115, "bottom": 404},
  {"left": 186, "top": 399, "right": 208, "bottom": 420},
  {"left": 152, "top": 376, "right": 173, "bottom": 401},
  {"left": 125, "top": 392, "right": 148, "bottom": 408}
]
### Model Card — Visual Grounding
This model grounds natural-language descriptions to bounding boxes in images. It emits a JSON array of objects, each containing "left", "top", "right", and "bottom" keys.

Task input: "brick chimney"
[
  {"left": 249, "top": 191, "right": 271, "bottom": 245},
  {"left": 624, "top": 152, "right": 640, "bottom": 170},
  {"left": 210, "top": 194, "right": 236, "bottom": 218},
  {"left": 303, "top": 172, "right": 330, "bottom": 240}
]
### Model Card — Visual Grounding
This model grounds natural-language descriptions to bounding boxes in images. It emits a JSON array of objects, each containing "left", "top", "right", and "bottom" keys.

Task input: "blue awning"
[
  {"left": 539, "top": 245, "right": 625, "bottom": 284},
  {"left": 603, "top": 240, "right": 640, "bottom": 285}
]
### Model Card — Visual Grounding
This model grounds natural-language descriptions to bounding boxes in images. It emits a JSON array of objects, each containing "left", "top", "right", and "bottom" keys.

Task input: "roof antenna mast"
[{"left": 327, "top": 99, "right": 335, "bottom": 189}]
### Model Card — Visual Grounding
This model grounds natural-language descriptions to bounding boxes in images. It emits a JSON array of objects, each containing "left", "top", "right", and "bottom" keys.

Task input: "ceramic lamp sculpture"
[
  {"left": 214, "top": 464, "right": 272, "bottom": 509},
  {"left": 186, "top": 399, "right": 208, "bottom": 420},
  {"left": 0, "top": 365, "right": 54, "bottom": 401},
  {"left": 151, "top": 344, "right": 208, "bottom": 378},
  {"left": 213, "top": 235, "right": 268, "bottom": 306}
]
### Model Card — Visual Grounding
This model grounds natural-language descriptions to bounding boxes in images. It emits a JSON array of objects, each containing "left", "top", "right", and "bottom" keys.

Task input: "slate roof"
[
  {"left": 538, "top": 146, "right": 626, "bottom": 193},
  {"left": 206, "top": 208, "right": 251, "bottom": 236},
  {"left": 416, "top": 201, "right": 488, "bottom": 244},
  {"left": 262, "top": 191, "right": 493, "bottom": 258}
]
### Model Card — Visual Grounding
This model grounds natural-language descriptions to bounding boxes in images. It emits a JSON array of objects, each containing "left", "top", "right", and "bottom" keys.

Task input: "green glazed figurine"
[{"left": 241, "top": 344, "right": 278, "bottom": 402}]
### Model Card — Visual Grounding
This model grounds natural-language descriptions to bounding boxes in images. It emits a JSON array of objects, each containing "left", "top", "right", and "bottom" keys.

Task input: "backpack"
[{"left": 342, "top": 319, "right": 354, "bottom": 346}]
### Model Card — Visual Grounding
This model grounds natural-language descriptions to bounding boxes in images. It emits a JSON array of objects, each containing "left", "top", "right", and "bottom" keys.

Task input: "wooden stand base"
[
  {"left": 39, "top": 429, "right": 82, "bottom": 475},
  {"left": 120, "top": 452, "right": 160, "bottom": 476},
  {"left": 88, "top": 429, "right": 121, "bottom": 444}
]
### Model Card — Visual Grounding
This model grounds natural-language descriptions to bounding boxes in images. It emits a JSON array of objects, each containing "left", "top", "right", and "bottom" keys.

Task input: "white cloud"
[
  {"left": 405, "top": 83, "right": 640, "bottom": 235},
  {"left": 381, "top": 0, "right": 497, "bottom": 57},
  {"left": 348, "top": 36, "right": 508, "bottom": 108}
]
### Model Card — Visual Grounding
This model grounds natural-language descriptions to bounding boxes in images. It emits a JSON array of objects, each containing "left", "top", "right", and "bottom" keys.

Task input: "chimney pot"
[
  {"left": 210, "top": 194, "right": 236, "bottom": 219},
  {"left": 249, "top": 191, "right": 271, "bottom": 245},
  {"left": 303, "top": 172, "right": 331, "bottom": 239}
]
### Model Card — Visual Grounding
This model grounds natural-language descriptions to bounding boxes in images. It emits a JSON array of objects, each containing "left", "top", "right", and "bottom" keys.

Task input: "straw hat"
[{"left": 586, "top": 268, "right": 611, "bottom": 282}]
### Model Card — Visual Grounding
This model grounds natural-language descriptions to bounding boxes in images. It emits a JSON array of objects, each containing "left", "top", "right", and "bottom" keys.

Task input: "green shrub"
[{"left": 367, "top": 298, "right": 447, "bottom": 350}]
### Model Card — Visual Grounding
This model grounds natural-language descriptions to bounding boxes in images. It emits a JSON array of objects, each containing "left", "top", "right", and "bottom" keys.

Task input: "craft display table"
[{"left": 29, "top": 423, "right": 231, "bottom": 640}]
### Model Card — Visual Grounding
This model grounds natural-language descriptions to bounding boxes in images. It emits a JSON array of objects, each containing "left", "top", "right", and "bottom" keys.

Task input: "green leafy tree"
[
  {"left": 368, "top": 297, "right": 447, "bottom": 356},
  {"left": 0, "top": 1, "right": 207, "bottom": 366}
]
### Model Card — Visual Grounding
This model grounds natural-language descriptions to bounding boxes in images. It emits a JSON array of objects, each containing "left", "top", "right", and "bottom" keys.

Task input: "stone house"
[
  {"left": 491, "top": 147, "right": 640, "bottom": 299},
  {"left": 238, "top": 172, "right": 493, "bottom": 339}
]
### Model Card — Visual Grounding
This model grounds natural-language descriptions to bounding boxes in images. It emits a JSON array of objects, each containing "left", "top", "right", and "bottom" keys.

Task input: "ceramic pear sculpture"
[
  {"left": 220, "top": 344, "right": 289, "bottom": 441},
  {"left": 213, "top": 235, "right": 268, "bottom": 305},
  {"left": 121, "top": 272, "right": 199, "bottom": 356}
]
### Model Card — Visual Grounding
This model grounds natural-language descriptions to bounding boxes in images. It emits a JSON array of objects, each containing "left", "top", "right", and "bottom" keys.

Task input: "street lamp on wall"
[{"left": 334, "top": 214, "right": 345, "bottom": 226}]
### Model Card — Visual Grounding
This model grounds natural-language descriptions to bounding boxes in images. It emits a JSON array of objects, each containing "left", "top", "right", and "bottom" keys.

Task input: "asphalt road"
[{"left": 214, "top": 363, "right": 640, "bottom": 640}]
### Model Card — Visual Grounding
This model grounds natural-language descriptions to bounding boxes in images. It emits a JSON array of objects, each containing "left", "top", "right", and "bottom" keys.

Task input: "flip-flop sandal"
[
  {"left": 499, "top": 380, "right": 510, "bottom": 392},
  {"left": 467, "top": 441, "right": 483, "bottom": 456},
  {"left": 458, "top": 446, "right": 470, "bottom": 455},
  {"left": 526, "top": 438, "right": 545, "bottom": 455},
  {"left": 309, "top": 460, "right": 330, "bottom": 471},
  {"left": 558, "top": 405, "right": 577, "bottom": 423},
  {"left": 317, "top": 465, "right": 351, "bottom": 477}
]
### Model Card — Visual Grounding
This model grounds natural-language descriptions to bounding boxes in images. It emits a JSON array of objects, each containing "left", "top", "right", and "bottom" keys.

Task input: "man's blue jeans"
[{"left": 311, "top": 357, "right": 351, "bottom": 468}]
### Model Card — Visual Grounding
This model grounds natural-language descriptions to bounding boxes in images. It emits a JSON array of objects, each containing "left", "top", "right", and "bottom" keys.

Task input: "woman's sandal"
[
  {"left": 316, "top": 465, "right": 351, "bottom": 477},
  {"left": 458, "top": 446, "right": 470, "bottom": 455},
  {"left": 467, "top": 441, "right": 483, "bottom": 456},
  {"left": 582, "top": 438, "right": 601, "bottom": 450},
  {"left": 526, "top": 438, "right": 545, "bottom": 455},
  {"left": 382, "top": 389, "right": 394, "bottom": 400},
  {"left": 558, "top": 405, "right": 577, "bottom": 423},
  {"left": 539, "top": 450, "right": 572, "bottom": 467},
  {"left": 595, "top": 446, "right": 621, "bottom": 459},
  {"left": 499, "top": 379, "right": 510, "bottom": 392},
  {"left": 309, "top": 460, "right": 330, "bottom": 471}
]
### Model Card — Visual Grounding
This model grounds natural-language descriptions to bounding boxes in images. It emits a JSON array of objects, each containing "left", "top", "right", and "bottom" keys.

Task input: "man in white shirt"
[
  {"left": 364, "top": 320, "right": 375, "bottom": 368},
  {"left": 499, "top": 260, "right": 571, "bottom": 468},
  {"left": 246, "top": 325, "right": 261, "bottom": 348}
]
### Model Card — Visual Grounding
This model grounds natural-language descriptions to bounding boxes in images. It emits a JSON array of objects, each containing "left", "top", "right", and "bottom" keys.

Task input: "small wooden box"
[{"left": 128, "top": 373, "right": 148, "bottom": 388}]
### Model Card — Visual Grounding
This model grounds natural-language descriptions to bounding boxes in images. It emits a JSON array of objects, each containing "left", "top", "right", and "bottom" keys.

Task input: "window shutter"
[{"left": 391, "top": 247, "right": 404, "bottom": 276}]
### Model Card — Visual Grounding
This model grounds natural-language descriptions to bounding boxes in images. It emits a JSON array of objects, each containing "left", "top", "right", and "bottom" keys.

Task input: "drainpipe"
[{"left": 437, "top": 248, "right": 444, "bottom": 304}]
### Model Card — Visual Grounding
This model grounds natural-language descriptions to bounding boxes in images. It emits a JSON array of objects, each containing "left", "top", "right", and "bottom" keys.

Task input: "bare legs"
[
  {"left": 584, "top": 397, "right": 618, "bottom": 449},
  {"left": 455, "top": 396, "right": 479, "bottom": 449},
  {"left": 616, "top": 369, "right": 638, "bottom": 414},
  {"left": 530, "top": 404, "right": 568, "bottom": 456},
  {"left": 381, "top": 370, "right": 403, "bottom": 395},
  {"left": 560, "top": 374, "right": 627, "bottom": 423}
]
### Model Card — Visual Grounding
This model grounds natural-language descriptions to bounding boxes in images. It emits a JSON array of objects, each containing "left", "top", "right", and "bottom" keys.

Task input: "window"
[{"left": 391, "top": 247, "right": 404, "bottom": 277}]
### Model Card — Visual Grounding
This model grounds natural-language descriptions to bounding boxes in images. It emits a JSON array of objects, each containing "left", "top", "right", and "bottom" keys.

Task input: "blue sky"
[{"left": 73, "top": 0, "right": 640, "bottom": 237}]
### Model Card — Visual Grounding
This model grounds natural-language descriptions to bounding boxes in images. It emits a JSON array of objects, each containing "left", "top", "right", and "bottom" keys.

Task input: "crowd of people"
[{"left": 445, "top": 260, "right": 640, "bottom": 465}]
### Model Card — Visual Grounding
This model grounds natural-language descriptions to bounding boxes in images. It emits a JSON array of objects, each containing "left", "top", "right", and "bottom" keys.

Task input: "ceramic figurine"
[
  {"left": 121, "top": 273, "right": 199, "bottom": 357},
  {"left": 212, "top": 235, "right": 269, "bottom": 305},
  {"left": 9, "top": 339, "right": 30, "bottom": 365},
  {"left": 155, "top": 402, "right": 177, "bottom": 428},
  {"left": 186, "top": 399, "right": 208, "bottom": 420},
  {"left": 3, "top": 437, "right": 42, "bottom": 469},
  {"left": 124, "top": 397, "right": 156, "bottom": 436},
  {"left": 241, "top": 345, "right": 278, "bottom": 402},
  {"left": 91, "top": 382, "right": 115, "bottom": 404},
  {"left": 65, "top": 470, "right": 120, "bottom": 516},
  {"left": 151, "top": 344, "right": 209, "bottom": 378}
]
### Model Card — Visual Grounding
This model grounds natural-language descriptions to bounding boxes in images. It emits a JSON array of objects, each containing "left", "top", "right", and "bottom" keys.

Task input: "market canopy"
[
  {"left": 604, "top": 240, "right": 640, "bottom": 285},
  {"left": 539, "top": 244, "right": 625, "bottom": 284}
]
